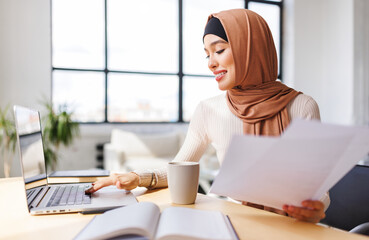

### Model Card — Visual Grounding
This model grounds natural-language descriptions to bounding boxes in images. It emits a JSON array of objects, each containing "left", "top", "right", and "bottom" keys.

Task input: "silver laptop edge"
[{"left": 13, "top": 105, "right": 137, "bottom": 215}]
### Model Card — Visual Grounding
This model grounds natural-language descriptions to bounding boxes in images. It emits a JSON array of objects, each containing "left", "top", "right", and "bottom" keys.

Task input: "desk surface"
[{"left": 1, "top": 177, "right": 368, "bottom": 240}]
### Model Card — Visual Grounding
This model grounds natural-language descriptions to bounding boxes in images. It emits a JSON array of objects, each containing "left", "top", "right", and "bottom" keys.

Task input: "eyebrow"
[{"left": 204, "top": 39, "right": 228, "bottom": 51}]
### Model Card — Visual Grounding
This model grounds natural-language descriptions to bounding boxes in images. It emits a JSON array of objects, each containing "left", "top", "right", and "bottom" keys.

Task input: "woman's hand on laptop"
[{"left": 85, "top": 173, "right": 140, "bottom": 193}]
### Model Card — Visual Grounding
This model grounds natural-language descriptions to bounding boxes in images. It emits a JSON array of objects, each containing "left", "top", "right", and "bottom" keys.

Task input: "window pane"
[
  {"left": 108, "top": 73, "right": 178, "bottom": 122},
  {"left": 52, "top": 70, "right": 105, "bottom": 122},
  {"left": 183, "top": 0, "right": 244, "bottom": 75},
  {"left": 248, "top": 2, "right": 280, "bottom": 74},
  {"left": 52, "top": 0, "right": 105, "bottom": 69},
  {"left": 108, "top": 0, "right": 178, "bottom": 73},
  {"left": 183, "top": 76, "right": 223, "bottom": 121}
]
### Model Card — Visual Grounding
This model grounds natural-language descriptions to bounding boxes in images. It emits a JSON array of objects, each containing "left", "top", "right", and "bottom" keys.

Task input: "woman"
[{"left": 87, "top": 9, "right": 328, "bottom": 223}]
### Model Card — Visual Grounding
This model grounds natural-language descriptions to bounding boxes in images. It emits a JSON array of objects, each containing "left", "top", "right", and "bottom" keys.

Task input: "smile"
[{"left": 215, "top": 71, "right": 227, "bottom": 81}]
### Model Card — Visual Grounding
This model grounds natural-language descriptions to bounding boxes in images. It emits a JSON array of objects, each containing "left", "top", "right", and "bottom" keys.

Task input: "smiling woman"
[{"left": 87, "top": 8, "right": 328, "bottom": 224}]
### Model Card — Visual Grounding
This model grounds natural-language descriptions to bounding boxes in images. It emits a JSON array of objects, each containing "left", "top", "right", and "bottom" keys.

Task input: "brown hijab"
[{"left": 207, "top": 9, "right": 301, "bottom": 136}]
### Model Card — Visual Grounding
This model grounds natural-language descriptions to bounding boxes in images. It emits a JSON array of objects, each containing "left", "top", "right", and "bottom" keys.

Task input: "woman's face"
[{"left": 204, "top": 34, "right": 236, "bottom": 91}]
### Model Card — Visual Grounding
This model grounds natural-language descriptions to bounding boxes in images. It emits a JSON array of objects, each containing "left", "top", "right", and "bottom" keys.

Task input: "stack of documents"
[{"left": 210, "top": 119, "right": 369, "bottom": 210}]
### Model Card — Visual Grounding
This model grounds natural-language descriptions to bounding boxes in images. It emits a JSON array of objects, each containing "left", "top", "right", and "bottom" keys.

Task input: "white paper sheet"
[{"left": 210, "top": 119, "right": 369, "bottom": 210}]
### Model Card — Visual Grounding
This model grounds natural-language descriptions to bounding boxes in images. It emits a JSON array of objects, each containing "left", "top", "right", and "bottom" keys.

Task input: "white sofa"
[
  {"left": 104, "top": 129, "right": 185, "bottom": 172},
  {"left": 103, "top": 129, "right": 219, "bottom": 192}
]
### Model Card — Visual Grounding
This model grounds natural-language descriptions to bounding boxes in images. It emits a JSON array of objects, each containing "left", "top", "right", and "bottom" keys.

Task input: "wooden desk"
[{"left": 1, "top": 177, "right": 368, "bottom": 240}]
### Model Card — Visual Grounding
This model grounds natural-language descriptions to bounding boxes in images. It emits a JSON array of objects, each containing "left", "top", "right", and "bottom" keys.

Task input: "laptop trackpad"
[{"left": 91, "top": 186, "right": 138, "bottom": 207}]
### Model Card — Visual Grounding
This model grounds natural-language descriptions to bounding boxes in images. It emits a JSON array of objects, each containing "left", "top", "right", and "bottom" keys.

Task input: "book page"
[
  {"left": 74, "top": 202, "right": 160, "bottom": 240},
  {"left": 155, "top": 207, "right": 236, "bottom": 240}
]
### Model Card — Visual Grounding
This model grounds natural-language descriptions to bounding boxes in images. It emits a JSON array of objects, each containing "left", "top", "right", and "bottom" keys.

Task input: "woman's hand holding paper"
[{"left": 283, "top": 200, "right": 325, "bottom": 223}]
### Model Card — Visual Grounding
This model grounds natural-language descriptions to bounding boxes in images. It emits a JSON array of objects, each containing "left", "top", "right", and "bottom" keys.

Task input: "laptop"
[{"left": 13, "top": 105, "right": 138, "bottom": 215}]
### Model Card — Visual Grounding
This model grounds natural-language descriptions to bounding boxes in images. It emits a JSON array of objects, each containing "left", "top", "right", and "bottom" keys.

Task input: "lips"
[{"left": 214, "top": 70, "right": 227, "bottom": 82}]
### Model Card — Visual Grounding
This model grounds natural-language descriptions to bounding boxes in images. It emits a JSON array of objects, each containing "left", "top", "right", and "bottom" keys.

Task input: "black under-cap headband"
[{"left": 203, "top": 17, "right": 228, "bottom": 42}]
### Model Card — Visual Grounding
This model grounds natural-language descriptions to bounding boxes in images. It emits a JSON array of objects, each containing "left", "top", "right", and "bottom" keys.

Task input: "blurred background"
[{"left": 0, "top": 0, "right": 368, "bottom": 177}]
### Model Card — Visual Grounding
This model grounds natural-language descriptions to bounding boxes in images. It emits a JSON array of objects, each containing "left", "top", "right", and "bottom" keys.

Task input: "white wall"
[
  {"left": 0, "top": 0, "right": 51, "bottom": 109},
  {"left": 284, "top": 0, "right": 362, "bottom": 125},
  {"left": 1, "top": 0, "right": 368, "bottom": 177},
  {"left": 0, "top": 0, "right": 51, "bottom": 177},
  {"left": 284, "top": 0, "right": 369, "bottom": 126},
  {"left": 353, "top": 0, "right": 369, "bottom": 126}
]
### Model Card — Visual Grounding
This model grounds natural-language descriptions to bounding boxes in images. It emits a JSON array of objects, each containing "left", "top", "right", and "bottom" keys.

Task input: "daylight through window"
[{"left": 51, "top": 0, "right": 283, "bottom": 123}]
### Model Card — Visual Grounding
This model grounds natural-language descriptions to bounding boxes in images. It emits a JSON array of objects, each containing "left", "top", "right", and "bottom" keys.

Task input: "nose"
[{"left": 208, "top": 55, "right": 218, "bottom": 71}]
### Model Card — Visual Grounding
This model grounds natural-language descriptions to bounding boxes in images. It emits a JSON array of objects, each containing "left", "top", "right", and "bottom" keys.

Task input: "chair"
[{"left": 320, "top": 164, "right": 369, "bottom": 236}]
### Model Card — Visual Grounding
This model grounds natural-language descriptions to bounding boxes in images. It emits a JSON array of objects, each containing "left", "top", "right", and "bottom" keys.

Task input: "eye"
[
  {"left": 216, "top": 49, "right": 225, "bottom": 54},
  {"left": 205, "top": 55, "right": 209, "bottom": 59}
]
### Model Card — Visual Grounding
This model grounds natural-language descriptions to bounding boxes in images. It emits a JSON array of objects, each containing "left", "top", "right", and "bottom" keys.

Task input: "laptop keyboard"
[
  {"left": 47, "top": 185, "right": 91, "bottom": 207},
  {"left": 27, "top": 187, "right": 42, "bottom": 207}
]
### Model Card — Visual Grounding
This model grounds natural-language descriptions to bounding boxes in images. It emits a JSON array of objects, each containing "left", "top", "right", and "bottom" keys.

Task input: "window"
[
  {"left": 52, "top": 0, "right": 283, "bottom": 123},
  {"left": 246, "top": 0, "right": 283, "bottom": 78}
]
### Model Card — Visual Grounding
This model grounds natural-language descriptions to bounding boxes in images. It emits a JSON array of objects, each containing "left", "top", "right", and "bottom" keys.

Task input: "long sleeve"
[
  {"left": 287, "top": 94, "right": 321, "bottom": 121},
  {"left": 134, "top": 102, "right": 211, "bottom": 188}
]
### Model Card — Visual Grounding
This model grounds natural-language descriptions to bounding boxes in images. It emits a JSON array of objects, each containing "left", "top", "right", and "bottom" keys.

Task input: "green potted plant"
[
  {"left": 42, "top": 102, "right": 80, "bottom": 171},
  {"left": 0, "top": 105, "right": 17, "bottom": 178}
]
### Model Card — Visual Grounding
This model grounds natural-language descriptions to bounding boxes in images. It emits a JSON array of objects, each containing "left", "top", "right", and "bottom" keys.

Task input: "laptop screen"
[{"left": 14, "top": 106, "right": 47, "bottom": 190}]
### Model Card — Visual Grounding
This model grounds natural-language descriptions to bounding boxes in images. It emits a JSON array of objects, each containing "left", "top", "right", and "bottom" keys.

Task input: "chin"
[
  {"left": 218, "top": 83, "right": 233, "bottom": 91},
  {"left": 217, "top": 84, "right": 227, "bottom": 91}
]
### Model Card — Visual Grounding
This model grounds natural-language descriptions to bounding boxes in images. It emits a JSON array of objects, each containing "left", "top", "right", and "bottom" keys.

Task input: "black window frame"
[{"left": 51, "top": 0, "right": 283, "bottom": 124}]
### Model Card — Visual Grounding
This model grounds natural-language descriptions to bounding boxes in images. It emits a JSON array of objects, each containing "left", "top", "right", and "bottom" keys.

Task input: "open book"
[{"left": 74, "top": 202, "right": 238, "bottom": 240}]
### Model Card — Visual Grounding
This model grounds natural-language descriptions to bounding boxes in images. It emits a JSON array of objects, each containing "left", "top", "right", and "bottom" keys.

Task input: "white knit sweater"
[{"left": 134, "top": 93, "right": 330, "bottom": 208}]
